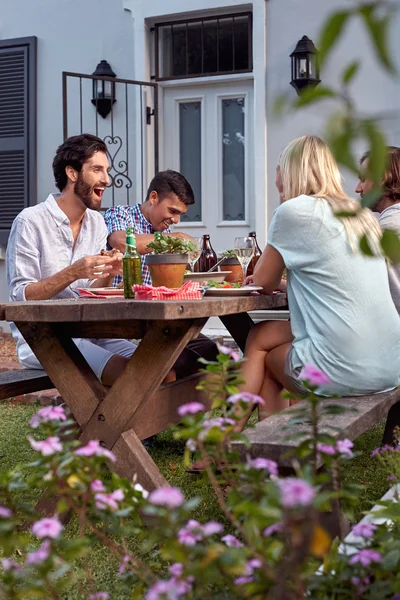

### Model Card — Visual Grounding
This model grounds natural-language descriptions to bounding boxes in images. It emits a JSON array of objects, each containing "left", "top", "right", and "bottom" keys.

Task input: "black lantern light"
[
  {"left": 290, "top": 36, "right": 321, "bottom": 95},
  {"left": 91, "top": 60, "right": 116, "bottom": 118}
]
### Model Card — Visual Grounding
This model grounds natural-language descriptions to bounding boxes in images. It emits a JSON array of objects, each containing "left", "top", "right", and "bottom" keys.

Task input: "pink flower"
[
  {"left": 90, "top": 479, "right": 105, "bottom": 493},
  {"left": 89, "top": 594, "right": 109, "bottom": 600},
  {"left": 349, "top": 549, "right": 381, "bottom": 566},
  {"left": 317, "top": 443, "right": 336, "bottom": 455},
  {"left": 227, "top": 392, "right": 265, "bottom": 405},
  {"left": 278, "top": 478, "right": 316, "bottom": 508},
  {"left": 26, "top": 540, "right": 51, "bottom": 565},
  {"left": 199, "top": 417, "right": 235, "bottom": 439},
  {"left": 217, "top": 344, "right": 240, "bottom": 362},
  {"left": 202, "top": 521, "right": 224, "bottom": 536},
  {"left": 263, "top": 522, "right": 283, "bottom": 536},
  {"left": 337, "top": 438, "right": 354, "bottom": 457},
  {"left": 118, "top": 554, "right": 130, "bottom": 575},
  {"left": 299, "top": 364, "right": 330, "bottom": 386},
  {"left": 235, "top": 576, "right": 253, "bottom": 585},
  {"left": 32, "top": 517, "right": 63, "bottom": 539},
  {"left": 169, "top": 563, "right": 183, "bottom": 578},
  {"left": 221, "top": 534, "right": 243, "bottom": 548},
  {"left": 95, "top": 489, "right": 124, "bottom": 512},
  {"left": 0, "top": 506, "right": 12, "bottom": 518},
  {"left": 246, "top": 456, "right": 278, "bottom": 476},
  {"left": 29, "top": 405, "right": 67, "bottom": 428},
  {"left": 146, "top": 579, "right": 192, "bottom": 600},
  {"left": 351, "top": 522, "right": 377, "bottom": 539},
  {"left": 74, "top": 440, "right": 116, "bottom": 463},
  {"left": 178, "top": 528, "right": 200, "bottom": 546},
  {"left": 28, "top": 436, "right": 63, "bottom": 456},
  {"left": 186, "top": 438, "right": 197, "bottom": 452},
  {"left": 245, "top": 558, "right": 262, "bottom": 575},
  {"left": 2, "top": 558, "right": 22, "bottom": 572},
  {"left": 177, "top": 402, "right": 206, "bottom": 416},
  {"left": 149, "top": 486, "right": 185, "bottom": 508}
]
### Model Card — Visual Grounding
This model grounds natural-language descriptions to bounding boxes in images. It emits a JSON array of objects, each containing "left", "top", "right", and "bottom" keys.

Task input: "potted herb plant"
[
  {"left": 220, "top": 249, "right": 243, "bottom": 284},
  {"left": 145, "top": 235, "right": 197, "bottom": 288}
]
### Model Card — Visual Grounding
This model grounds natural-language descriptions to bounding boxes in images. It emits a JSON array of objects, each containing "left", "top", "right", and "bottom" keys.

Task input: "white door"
[{"left": 162, "top": 81, "right": 254, "bottom": 253}]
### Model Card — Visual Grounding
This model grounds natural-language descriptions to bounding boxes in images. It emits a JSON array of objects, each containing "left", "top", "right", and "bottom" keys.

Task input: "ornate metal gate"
[{"left": 62, "top": 71, "right": 158, "bottom": 210}]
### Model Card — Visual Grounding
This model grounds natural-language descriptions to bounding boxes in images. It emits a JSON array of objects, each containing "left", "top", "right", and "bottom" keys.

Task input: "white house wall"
[{"left": 1, "top": 0, "right": 400, "bottom": 332}]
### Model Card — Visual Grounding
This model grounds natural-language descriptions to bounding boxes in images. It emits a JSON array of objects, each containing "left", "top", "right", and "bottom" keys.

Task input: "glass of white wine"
[
  {"left": 188, "top": 237, "right": 202, "bottom": 272},
  {"left": 234, "top": 236, "right": 255, "bottom": 282}
]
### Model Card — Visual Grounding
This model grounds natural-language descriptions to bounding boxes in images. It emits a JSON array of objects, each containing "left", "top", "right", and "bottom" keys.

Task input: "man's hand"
[{"left": 71, "top": 254, "right": 122, "bottom": 280}]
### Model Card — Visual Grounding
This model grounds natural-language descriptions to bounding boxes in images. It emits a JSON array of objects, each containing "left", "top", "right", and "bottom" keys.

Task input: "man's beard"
[{"left": 74, "top": 172, "right": 100, "bottom": 210}]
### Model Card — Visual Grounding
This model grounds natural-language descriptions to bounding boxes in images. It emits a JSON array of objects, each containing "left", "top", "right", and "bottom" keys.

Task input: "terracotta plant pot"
[
  {"left": 220, "top": 257, "right": 243, "bottom": 284},
  {"left": 145, "top": 253, "right": 188, "bottom": 289}
]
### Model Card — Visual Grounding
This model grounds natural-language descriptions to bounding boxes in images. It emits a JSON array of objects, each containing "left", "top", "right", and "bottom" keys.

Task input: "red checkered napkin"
[{"left": 133, "top": 281, "right": 202, "bottom": 300}]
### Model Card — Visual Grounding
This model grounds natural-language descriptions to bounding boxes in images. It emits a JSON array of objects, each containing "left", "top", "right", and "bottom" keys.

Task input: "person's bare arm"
[
  {"left": 108, "top": 230, "right": 194, "bottom": 255},
  {"left": 249, "top": 245, "right": 285, "bottom": 294},
  {"left": 24, "top": 255, "right": 121, "bottom": 300}
]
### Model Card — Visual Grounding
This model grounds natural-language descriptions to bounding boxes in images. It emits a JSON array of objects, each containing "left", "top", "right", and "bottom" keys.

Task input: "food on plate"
[
  {"left": 100, "top": 248, "right": 122, "bottom": 257},
  {"left": 205, "top": 281, "right": 241, "bottom": 288}
]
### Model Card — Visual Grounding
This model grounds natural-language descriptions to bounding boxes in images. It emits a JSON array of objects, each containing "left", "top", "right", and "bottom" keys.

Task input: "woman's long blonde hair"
[{"left": 278, "top": 135, "right": 382, "bottom": 252}]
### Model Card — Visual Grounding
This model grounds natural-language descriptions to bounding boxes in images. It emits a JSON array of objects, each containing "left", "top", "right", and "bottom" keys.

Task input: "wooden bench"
[
  {"left": 0, "top": 369, "right": 54, "bottom": 402},
  {"left": 232, "top": 387, "right": 400, "bottom": 468}
]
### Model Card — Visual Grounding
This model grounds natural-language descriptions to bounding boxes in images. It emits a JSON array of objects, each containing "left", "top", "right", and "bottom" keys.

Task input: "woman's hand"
[{"left": 245, "top": 275, "right": 255, "bottom": 286}]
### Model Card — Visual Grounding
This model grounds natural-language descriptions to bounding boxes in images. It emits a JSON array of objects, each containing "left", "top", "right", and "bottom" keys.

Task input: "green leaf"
[
  {"left": 380, "top": 229, "right": 400, "bottom": 263},
  {"left": 293, "top": 86, "right": 337, "bottom": 108},
  {"left": 334, "top": 210, "right": 358, "bottom": 218},
  {"left": 359, "top": 5, "right": 396, "bottom": 74},
  {"left": 359, "top": 234, "right": 375, "bottom": 256},
  {"left": 341, "top": 60, "right": 360, "bottom": 85},
  {"left": 318, "top": 10, "right": 351, "bottom": 67},
  {"left": 361, "top": 120, "right": 387, "bottom": 184},
  {"left": 361, "top": 187, "right": 383, "bottom": 210}
]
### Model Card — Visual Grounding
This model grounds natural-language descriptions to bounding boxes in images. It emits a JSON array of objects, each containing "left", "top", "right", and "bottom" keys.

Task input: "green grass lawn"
[{"left": 0, "top": 401, "right": 390, "bottom": 598}]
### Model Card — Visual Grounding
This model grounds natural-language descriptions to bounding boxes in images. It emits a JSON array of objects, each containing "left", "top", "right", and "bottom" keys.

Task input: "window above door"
[{"left": 155, "top": 12, "right": 252, "bottom": 81}]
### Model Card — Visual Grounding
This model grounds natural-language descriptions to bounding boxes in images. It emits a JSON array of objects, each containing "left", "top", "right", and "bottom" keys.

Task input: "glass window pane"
[
  {"left": 233, "top": 16, "right": 250, "bottom": 71},
  {"left": 218, "top": 18, "right": 234, "bottom": 72},
  {"left": 160, "top": 26, "right": 173, "bottom": 78},
  {"left": 179, "top": 102, "right": 202, "bottom": 222},
  {"left": 172, "top": 23, "right": 187, "bottom": 77},
  {"left": 203, "top": 20, "right": 218, "bottom": 74},
  {"left": 187, "top": 21, "right": 202, "bottom": 75},
  {"left": 222, "top": 98, "right": 245, "bottom": 221}
]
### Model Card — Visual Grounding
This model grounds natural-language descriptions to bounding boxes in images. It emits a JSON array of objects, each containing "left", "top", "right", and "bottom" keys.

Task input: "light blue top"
[{"left": 268, "top": 194, "right": 400, "bottom": 396}]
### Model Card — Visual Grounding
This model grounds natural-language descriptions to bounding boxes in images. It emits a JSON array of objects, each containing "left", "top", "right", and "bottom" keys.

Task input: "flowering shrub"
[{"left": 0, "top": 350, "right": 399, "bottom": 599}]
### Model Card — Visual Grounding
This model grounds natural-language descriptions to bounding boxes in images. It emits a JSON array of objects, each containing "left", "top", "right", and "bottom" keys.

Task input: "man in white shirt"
[
  {"left": 7, "top": 134, "right": 153, "bottom": 386},
  {"left": 356, "top": 146, "right": 400, "bottom": 313}
]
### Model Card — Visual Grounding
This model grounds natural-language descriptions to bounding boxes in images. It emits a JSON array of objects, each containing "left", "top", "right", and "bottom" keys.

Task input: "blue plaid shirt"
[{"left": 104, "top": 204, "right": 171, "bottom": 285}]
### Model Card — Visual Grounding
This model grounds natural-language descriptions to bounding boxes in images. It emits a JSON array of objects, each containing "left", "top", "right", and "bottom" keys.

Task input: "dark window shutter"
[{"left": 0, "top": 37, "right": 36, "bottom": 245}]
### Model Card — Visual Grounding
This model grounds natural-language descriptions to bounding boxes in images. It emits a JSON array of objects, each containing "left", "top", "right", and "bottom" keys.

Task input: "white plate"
[
  {"left": 84, "top": 287, "right": 125, "bottom": 296},
  {"left": 204, "top": 286, "right": 263, "bottom": 297},
  {"left": 184, "top": 271, "right": 230, "bottom": 283}
]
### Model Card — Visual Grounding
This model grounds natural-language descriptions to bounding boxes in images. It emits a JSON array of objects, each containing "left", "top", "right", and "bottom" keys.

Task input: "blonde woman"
[{"left": 242, "top": 135, "right": 400, "bottom": 419}]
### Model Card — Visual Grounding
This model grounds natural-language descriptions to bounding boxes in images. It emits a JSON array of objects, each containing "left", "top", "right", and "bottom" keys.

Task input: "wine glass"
[
  {"left": 188, "top": 237, "right": 202, "bottom": 272},
  {"left": 234, "top": 236, "right": 255, "bottom": 283}
]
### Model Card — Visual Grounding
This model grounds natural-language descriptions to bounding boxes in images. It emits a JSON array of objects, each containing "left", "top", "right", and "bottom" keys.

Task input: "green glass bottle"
[{"left": 123, "top": 227, "right": 142, "bottom": 298}]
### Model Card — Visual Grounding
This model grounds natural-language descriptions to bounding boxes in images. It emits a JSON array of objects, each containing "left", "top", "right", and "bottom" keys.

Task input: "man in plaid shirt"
[{"left": 104, "top": 170, "right": 218, "bottom": 380}]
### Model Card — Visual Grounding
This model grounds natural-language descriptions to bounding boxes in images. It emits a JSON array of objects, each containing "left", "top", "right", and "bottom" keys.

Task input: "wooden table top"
[{"left": 0, "top": 293, "right": 287, "bottom": 323}]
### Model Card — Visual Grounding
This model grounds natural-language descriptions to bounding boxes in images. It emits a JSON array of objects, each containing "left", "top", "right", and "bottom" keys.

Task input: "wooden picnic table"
[{"left": 1, "top": 294, "right": 287, "bottom": 491}]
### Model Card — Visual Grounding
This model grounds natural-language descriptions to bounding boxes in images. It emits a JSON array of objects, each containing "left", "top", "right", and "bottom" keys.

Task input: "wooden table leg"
[
  {"left": 220, "top": 312, "right": 254, "bottom": 351},
  {"left": 15, "top": 322, "right": 106, "bottom": 427}
]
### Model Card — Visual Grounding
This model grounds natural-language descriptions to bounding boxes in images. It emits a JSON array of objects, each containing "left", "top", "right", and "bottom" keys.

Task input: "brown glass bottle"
[
  {"left": 246, "top": 231, "right": 262, "bottom": 277},
  {"left": 197, "top": 234, "right": 217, "bottom": 272}
]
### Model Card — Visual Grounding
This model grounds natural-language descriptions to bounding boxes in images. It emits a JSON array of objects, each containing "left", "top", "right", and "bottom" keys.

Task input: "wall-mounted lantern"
[
  {"left": 290, "top": 36, "right": 321, "bottom": 95},
  {"left": 91, "top": 60, "right": 116, "bottom": 118}
]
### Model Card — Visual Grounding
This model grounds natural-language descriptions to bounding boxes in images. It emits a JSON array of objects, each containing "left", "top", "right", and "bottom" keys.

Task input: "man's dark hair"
[
  {"left": 360, "top": 146, "right": 400, "bottom": 202},
  {"left": 145, "top": 170, "right": 195, "bottom": 205},
  {"left": 52, "top": 133, "right": 108, "bottom": 191}
]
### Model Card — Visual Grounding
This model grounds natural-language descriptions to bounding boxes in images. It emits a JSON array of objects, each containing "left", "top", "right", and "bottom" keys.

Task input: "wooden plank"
[
  {"left": 79, "top": 318, "right": 208, "bottom": 448},
  {"left": 54, "top": 321, "right": 146, "bottom": 340},
  {"left": 0, "top": 304, "right": 6, "bottom": 320},
  {"left": 220, "top": 312, "right": 254, "bottom": 352},
  {"left": 14, "top": 322, "right": 106, "bottom": 427},
  {"left": 112, "top": 429, "right": 168, "bottom": 490},
  {"left": 4, "top": 294, "right": 287, "bottom": 323},
  {"left": 131, "top": 372, "right": 213, "bottom": 440},
  {"left": 232, "top": 388, "right": 400, "bottom": 468},
  {"left": 0, "top": 369, "right": 53, "bottom": 401}
]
